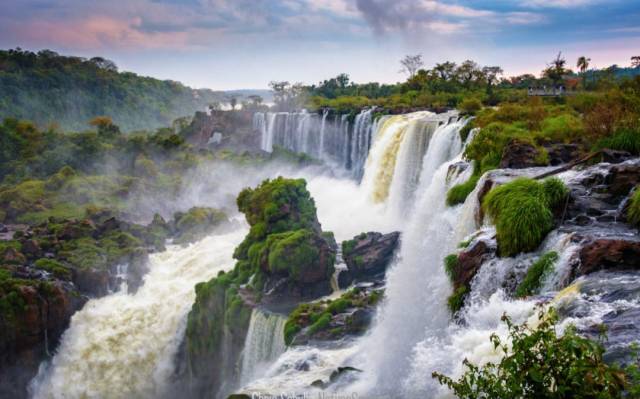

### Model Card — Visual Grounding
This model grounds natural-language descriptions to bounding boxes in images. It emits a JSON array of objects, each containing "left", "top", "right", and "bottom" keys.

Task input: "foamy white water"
[{"left": 30, "top": 228, "right": 247, "bottom": 399}]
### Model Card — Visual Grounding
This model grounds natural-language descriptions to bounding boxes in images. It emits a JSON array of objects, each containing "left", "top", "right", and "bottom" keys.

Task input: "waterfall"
[
  {"left": 354, "top": 114, "right": 472, "bottom": 395},
  {"left": 253, "top": 109, "right": 374, "bottom": 177},
  {"left": 29, "top": 229, "right": 246, "bottom": 399},
  {"left": 240, "top": 310, "right": 287, "bottom": 386}
]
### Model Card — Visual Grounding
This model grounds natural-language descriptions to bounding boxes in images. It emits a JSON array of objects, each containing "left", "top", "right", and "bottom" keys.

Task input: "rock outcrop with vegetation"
[{"left": 183, "top": 177, "right": 336, "bottom": 397}]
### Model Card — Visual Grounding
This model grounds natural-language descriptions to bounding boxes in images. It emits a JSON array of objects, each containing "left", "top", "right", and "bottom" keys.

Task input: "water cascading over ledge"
[
  {"left": 253, "top": 109, "right": 376, "bottom": 179},
  {"left": 254, "top": 109, "right": 460, "bottom": 184}
]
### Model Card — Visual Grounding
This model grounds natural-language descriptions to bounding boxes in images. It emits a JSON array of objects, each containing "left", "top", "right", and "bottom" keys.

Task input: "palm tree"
[{"left": 577, "top": 56, "right": 590, "bottom": 89}]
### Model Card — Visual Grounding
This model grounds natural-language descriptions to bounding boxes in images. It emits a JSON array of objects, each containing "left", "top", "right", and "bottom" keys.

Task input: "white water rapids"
[{"left": 30, "top": 229, "right": 247, "bottom": 398}]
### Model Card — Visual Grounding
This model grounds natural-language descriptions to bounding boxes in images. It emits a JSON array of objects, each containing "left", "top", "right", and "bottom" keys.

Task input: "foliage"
[
  {"left": 447, "top": 174, "right": 480, "bottom": 206},
  {"left": 515, "top": 252, "right": 559, "bottom": 298},
  {"left": 628, "top": 186, "right": 640, "bottom": 227},
  {"left": 483, "top": 178, "right": 568, "bottom": 257},
  {"left": 172, "top": 207, "right": 228, "bottom": 245},
  {"left": 444, "top": 254, "right": 459, "bottom": 281},
  {"left": 283, "top": 287, "right": 381, "bottom": 345},
  {"left": 433, "top": 310, "right": 628, "bottom": 398},
  {"left": 597, "top": 128, "right": 640, "bottom": 155},
  {"left": 0, "top": 48, "right": 226, "bottom": 132},
  {"left": 448, "top": 286, "right": 468, "bottom": 314}
]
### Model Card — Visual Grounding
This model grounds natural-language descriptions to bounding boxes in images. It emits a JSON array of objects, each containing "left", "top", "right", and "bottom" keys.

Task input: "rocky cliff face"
[
  {"left": 0, "top": 206, "right": 229, "bottom": 398},
  {"left": 181, "top": 110, "right": 258, "bottom": 151},
  {"left": 181, "top": 177, "right": 336, "bottom": 398}
]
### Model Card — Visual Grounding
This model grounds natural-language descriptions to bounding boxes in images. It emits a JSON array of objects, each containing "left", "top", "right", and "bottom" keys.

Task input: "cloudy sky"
[{"left": 1, "top": 0, "right": 639, "bottom": 90}]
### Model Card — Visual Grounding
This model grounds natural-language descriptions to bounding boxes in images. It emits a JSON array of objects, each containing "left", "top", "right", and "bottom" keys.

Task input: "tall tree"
[
  {"left": 543, "top": 52, "right": 568, "bottom": 86},
  {"left": 482, "top": 66, "right": 504, "bottom": 94},
  {"left": 399, "top": 54, "right": 424, "bottom": 78},
  {"left": 577, "top": 56, "right": 590, "bottom": 73},
  {"left": 434, "top": 62, "right": 457, "bottom": 81},
  {"left": 456, "top": 60, "right": 480, "bottom": 87}
]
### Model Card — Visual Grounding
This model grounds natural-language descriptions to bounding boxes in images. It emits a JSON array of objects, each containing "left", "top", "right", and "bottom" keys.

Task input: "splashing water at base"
[{"left": 30, "top": 228, "right": 247, "bottom": 399}]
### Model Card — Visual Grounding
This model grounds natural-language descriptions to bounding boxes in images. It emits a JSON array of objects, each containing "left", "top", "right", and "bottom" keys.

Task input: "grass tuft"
[
  {"left": 483, "top": 178, "right": 567, "bottom": 257},
  {"left": 515, "top": 252, "right": 559, "bottom": 298}
]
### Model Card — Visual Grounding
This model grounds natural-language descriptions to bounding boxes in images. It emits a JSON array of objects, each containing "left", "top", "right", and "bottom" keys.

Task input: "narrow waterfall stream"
[
  {"left": 239, "top": 310, "right": 287, "bottom": 386},
  {"left": 30, "top": 229, "right": 247, "bottom": 398}
]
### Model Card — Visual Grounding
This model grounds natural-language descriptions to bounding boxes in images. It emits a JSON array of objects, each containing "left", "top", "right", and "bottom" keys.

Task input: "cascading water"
[
  {"left": 254, "top": 109, "right": 375, "bottom": 177},
  {"left": 29, "top": 228, "right": 247, "bottom": 399},
  {"left": 352, "top": 115, "right": 473, "bottom": 396},
  {"left": 239, "top": 310, "right": 287, "bottom": 386},
  {"left": 239, "top": 111, "right": 472, "bottom": 395}
]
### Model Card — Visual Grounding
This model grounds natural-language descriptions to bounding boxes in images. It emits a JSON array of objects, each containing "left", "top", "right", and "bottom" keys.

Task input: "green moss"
[
  {"left": 308, "top": 313, "right": 332, "bottom": 335},
  {"left": 342, "top": 239, "right": 356, "bottom": 258},
  {"left": 34, "top": 258, "right": 72, "bottom": 280},
  {"left": 629, "top": 187, "right": 640, "bottom": 227},
  {"left": 447, "top": 174, "right": 480, "bottom": 206},
  {"left": 515, "top": 252, "right": 559, "bottom": 298},
  {"left": 173, "top": 206, "right": 228, "bottom": 244},
  {"left": 458, "top": 238, "right": 473, "bottom": 249},
  {"left": 447, "top": 286, "right": 468, "bottom": 314},
  {"left": 444, "top": 254, "right": 459, "bottom": 282},
  {"left": 483, "top": 178, "right": 568, "bottom": 257}
]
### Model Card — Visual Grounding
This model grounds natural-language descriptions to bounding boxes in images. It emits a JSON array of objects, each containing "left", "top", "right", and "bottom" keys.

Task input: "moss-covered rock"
[
  {"left": 172, "top": 207, "right": 229, "bottom": 245},
  {"left": 627, "top": 186, "right": 640, "bottom": 228},
  {"left": 483, "top": 177, "right": 568, "bottom": 257},
  {"left": 184, "top": 177, "right": 337, "bottom": 397},
  {"left": 283, "top": 287, "right": 383, "bottom": 346}
]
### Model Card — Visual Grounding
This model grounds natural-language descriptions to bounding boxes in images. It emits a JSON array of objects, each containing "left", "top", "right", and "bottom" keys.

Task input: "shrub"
[
  {"left": 446, "top": 175, "right": 480, "bottom": 206},
  {"left": 515, "top": 252, "right": 558, "bottom": 298},
  {"left": 628, "top": 186, "right": 640, "bottom": 227},
  {"left": 433, "top": 310, "right": 628, "bottom": 398},
  {"left": 483, "top": 178, "right": 567, "bottom": 257},
  {"left": 539, "top": 114, "right": 585, "bottom": 142},
  {"left": 459, "top": 98, "right": 483, "bottom": 115},
  {"left": 597, "top": 128, "right": 640, "bottom": 155}
]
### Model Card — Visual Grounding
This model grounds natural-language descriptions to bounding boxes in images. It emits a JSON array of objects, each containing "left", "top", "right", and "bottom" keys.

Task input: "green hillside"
[{"left": 0, "top": 48, "right": 225, "bottom": 132}]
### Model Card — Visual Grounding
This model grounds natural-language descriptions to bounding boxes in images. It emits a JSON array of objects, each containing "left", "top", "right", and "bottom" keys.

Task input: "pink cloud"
[{"left": 9, "top": 15, "right": 191, "bottom": 50}]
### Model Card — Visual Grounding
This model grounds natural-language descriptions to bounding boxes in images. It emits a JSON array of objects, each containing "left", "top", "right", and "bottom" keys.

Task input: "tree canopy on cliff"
[{"left": 0, "top": 48, "right": 225, "bottom": 132}]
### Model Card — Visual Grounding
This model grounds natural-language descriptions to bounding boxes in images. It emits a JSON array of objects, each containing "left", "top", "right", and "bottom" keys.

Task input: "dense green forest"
[{"left": 0, "top": 48, "right": 227, "bottom": 132}]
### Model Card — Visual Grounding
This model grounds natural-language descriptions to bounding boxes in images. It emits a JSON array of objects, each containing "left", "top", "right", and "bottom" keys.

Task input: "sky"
[{"left": 0, "top": 0, "right": 639, "bottom": 90}]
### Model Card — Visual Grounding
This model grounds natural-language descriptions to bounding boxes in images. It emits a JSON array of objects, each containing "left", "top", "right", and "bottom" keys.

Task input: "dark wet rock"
[
  {"left": 97, "top": 217, "right": 120, "bottom": 235},
  {"left": 72, "top": 268, "right": 110, "bottom": 296},
  {"left": 577, "top": 238, "right": 640, "bottom": 276},
  {"left": 0, "top": 281, "right": 84, "bottom": 398},
  {"left": 601, "top": 149, "right": 633, "bottom": 164},
  {"left": 545, "top": 143, "right": 582, "bottom": 166},
  {"left": 309, "top": 366, "right": 363, "bottom": 390},
  {"left": 454, "top": 239, "right": 497, "bottom": 292},
  {"left": 337, "top": 269, "right": 354, "bottom": 289},
  {"left": 499, "top": 139, "right": 545, "bottom": 169},
  {"left": 342, "top": 231, "right": 400, "bottom": 280}
]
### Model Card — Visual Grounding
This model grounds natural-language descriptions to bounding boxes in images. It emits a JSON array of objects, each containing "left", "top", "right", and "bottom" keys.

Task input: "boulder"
[
  {"left": 499, "top": 139, "right": 544, "bottom": 169},
  {"left": 342, "top": 232, "right": 400, "bottom": 280},
  {"left": 454, "top": 239, "right": 496, "bottom": 292},
  {"left": 545, "top": 143, "right": 581, "bottom": 165},
  {"left": 577, "top": 239, "right": 640, "bottom": 276},
  {"left": 72, "top": 268, "right": 110, "bottom": 296}
]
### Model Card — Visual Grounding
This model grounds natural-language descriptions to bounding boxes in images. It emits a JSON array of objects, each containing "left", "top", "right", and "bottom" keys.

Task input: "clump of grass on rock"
[{"left": 483, "top": 177, "right": 568, "bottom": 257}]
